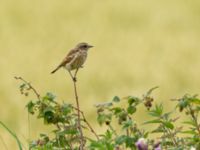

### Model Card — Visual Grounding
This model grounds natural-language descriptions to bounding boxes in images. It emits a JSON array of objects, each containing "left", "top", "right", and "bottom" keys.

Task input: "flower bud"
[{"left": 135, "top": 138, "right": 148, "bottom": 150}]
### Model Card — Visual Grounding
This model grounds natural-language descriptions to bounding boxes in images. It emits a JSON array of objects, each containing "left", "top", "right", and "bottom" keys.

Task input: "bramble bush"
[{"left": 1, "top": 76, "right": 200, "bottom": 150}]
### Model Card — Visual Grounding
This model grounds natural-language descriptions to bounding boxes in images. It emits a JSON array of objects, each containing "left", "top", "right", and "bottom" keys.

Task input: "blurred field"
[{"left": 0, "top": 0, "right": 200, "bottom": 149}]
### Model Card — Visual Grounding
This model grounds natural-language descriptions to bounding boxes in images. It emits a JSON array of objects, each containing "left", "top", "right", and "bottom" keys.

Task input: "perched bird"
[{"left": 51, "top": 42, "right": 93, "bottom": 80}]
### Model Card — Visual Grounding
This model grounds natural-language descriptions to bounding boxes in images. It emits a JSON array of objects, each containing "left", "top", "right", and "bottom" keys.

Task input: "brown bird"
[{"left": 51, "top": 42, "right": 93, "bottom": 80}]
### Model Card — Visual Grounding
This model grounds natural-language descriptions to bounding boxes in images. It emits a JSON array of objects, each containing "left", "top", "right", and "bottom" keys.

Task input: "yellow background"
[{"left": 0, "top": 0, "right": 200, "bottom": 149}]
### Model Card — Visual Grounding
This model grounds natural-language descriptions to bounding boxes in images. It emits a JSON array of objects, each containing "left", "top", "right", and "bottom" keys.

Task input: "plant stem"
[
  {"left": 73, "top": 80, "right": 84, "bottom": 149},
  {"left": 188, "top": 106, "right": 200, "bottom": 135},
  {"left": 108, "top": 124, "right": 118, "bottom": 137},
  {"left": 126, "top": 129, "right": 130, "bottom": 136},
  {"left": 14, "top": 76, "right": 41, "bottom": 100},
  {"left": 69, "top": 70, "right": 84, "bottom": 149},
  {"left": 72, "top": 106, "right": 99, "bottom": 140},
  {"left": 167, "top": 129, "right": 178, "bottom": 146}
]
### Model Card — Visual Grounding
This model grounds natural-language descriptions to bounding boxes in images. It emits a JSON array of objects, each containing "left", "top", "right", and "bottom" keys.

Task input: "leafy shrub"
[{"left": 6, "top": 77, "right": 200, "bottom": 150}]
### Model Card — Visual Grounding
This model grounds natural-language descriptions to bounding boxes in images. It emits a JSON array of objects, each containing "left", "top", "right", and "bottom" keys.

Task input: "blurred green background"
[{"left": 1, "top": 0, "right": 200, "bottom": 149}]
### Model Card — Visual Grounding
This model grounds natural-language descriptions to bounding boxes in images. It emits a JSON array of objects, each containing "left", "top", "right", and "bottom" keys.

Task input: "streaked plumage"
[{"left": 51, "top": 42, "right": 93, "bottom": 74}]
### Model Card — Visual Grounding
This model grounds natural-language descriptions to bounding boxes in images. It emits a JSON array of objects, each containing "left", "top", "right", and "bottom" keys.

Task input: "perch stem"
[{"left": 69, "top": 69, "right": 84, "bottom": 149}]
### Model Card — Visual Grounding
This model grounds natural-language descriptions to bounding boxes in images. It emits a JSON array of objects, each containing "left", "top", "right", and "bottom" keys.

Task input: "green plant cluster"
[{"left": 5, "top": 78, "right": 200, "bottom": 150}]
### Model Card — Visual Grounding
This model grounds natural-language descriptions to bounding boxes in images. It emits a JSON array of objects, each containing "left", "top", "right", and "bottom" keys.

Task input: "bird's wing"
[
  {"left": 51, "top": 48, "right": 79, "bottom": 74},
  {"left": 58, "top": 48, "right": 79, "bottom": 67}
]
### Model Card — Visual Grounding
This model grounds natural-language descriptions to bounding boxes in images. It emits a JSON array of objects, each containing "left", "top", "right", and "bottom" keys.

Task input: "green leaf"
[
  {"left": 182, "top": 121, "right": 196, "bottom": 126},
  {"left": 178, "top": 100, "right": 189, "bottom": 110},
  {"left": 115, "top": 135, "right": 126, "bottom": 145},
  {"left": 128, "top": 96, "right": 140, "bottom": 105},
  {"left": 122, "top": 120, "right": 133, "bottom": 130},
  {"left": 181, "top": 130, "right": 196, "bottom": 135},
  {"left": 113, "top": 96, "right": 120, "bottom": 102},
  {"left": 148, "top": 104, "right": 163, "bottom": 117},
  {"left": 112, "top": 107, "right": 123, "bottom": 115},
  {"left": 19, "top": 83, "right": 26, "bottom": 89},
  {"left": 89, "top": 141, "right": 105, "bottom": 149},
  {"left": 95, "top": 102, "right": 113, "bottom": 108},
  {"left": 97, "top": 114, "right": 112, "bottom": 125},
  {"left": 43, "top": 107, "right": 55, "bottom": 124},
  {"left": 163, "top": 121, "right": 174, "bottom": 129},
  {"left": 151, "top": 127, "right": 165, "bottom": 133},
  {"left": 118, "top": 112, "right": 128, "bottom": 124},
  {"left": 105, "top": 130, "right": 112, "bottom": 140},
  {"left": 189, "top": 98, "right": 200, "bottom": 105},
  {"left": 62, "top": 103, "right": 72, "bottom": 115},
  {"left": 26, "top": 101, "right": 35, "bottom": 114},
  {"left": 57, "top": 128, "right": 78, "bottom": 136},
  {"left": 125, "top": 137, "right": 136, "bottom": 148},
  {"left": 143, "top": 119, "right": 162, "bottom": 125},
  {"left": 43, "top": 92, "right": 56, "bottom": 102},
  {"left": 97, "top": 114, "right": 106, "bottom": 125},
  {"left": 127, "top": 105, "right": 136, "bottom": 114}
]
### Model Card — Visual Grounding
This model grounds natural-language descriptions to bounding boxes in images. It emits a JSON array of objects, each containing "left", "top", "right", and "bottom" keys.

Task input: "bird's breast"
[{"left": 66, "top": 51, "right": 87, "bottom": 70}]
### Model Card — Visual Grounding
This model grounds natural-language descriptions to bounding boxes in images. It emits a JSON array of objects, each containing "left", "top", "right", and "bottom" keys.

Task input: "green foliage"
[{"left": 1, "top": 79, "right": 198, "bottom": 149}]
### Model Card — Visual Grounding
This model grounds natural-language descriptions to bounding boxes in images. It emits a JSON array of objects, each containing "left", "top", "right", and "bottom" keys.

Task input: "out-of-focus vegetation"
[{"left": 0, "top": 0, "right": 200, "bottom": 149}]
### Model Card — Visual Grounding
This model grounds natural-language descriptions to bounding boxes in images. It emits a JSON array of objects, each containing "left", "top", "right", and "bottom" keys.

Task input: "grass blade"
[{"left": 0, "top": 121, "right": 23, "bottom": 150}]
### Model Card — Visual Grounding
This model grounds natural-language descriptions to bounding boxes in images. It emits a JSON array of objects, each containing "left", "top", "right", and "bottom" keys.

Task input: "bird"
[{"left": 51, "top": 42, "right": 93, "bottom": 80}]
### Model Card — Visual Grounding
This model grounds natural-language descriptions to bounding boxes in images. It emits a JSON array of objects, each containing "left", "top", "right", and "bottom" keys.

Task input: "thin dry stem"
[
  {"left": 15, "top": 76, "right": 40, "bottom": 142},
  {"left": 68, "top": 69, "right": 84, "bottom": 150},
  {"left": 72, "top": 106, "right": 99, "bottom": 140},
  {"left": 14, "top": 76, "right": 41, "bottom": 100}
]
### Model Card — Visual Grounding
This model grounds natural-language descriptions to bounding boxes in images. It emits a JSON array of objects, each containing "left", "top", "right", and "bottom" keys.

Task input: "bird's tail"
[{"left": 51, "top": 66, "right": 60, "bottom": 74}]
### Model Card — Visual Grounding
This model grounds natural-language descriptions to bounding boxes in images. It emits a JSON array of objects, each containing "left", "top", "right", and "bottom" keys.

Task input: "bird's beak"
[{"left": 88, "top": 45, "right": 94, "bottom": 48}]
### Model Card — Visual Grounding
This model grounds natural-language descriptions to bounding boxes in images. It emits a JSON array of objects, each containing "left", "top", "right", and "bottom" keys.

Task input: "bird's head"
[{"left": 76, "top": 42, "right": 93, "bottom": 50}]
